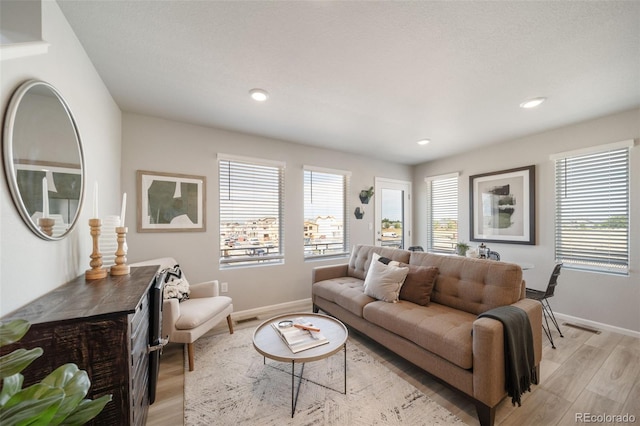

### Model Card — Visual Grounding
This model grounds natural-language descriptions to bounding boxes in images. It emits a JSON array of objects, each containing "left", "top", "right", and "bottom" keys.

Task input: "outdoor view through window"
[
  {"left": 219, "top": 157, "right": 284, "bottom": 266},
  {"left": 379, "top": 188, "right": 404, "bottom": 249},
  {"left": 304, "top": 169, "right": 348, "bottom": 258}
]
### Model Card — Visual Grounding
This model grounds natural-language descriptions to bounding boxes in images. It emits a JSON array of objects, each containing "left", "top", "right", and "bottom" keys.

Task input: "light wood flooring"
[{"left": 147, "top": 309, "right": 640, "bottom": 426}]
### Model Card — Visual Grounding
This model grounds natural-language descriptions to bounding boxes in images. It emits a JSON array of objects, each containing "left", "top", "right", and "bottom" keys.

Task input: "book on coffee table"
[{"left": 271, "top": 317, "right": 329, "bottom": 353}]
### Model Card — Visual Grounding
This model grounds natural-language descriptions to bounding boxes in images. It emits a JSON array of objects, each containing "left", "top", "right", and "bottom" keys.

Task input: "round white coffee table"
[{"left": 252, "top": 312, "right": 348, "bottom": 417}]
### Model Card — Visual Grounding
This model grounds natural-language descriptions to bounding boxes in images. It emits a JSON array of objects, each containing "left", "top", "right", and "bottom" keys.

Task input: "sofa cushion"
[
  {"left": 363, "top": 300, "right": 475, "bottom": 369},
  {"left": 363, "top": 256, "right": 409, "bottom": 303},
  {"left": 313, "top": 276, "right": 373, "bottom": 318},
  {"left": 409, "top": 252, "right": 523, "bottom": 315},
  {"left": 398, "top": 264, "right": 438, "bottom": 306},
  {"left": 347, "top": 245, "right": 411, "bottom": 280}
]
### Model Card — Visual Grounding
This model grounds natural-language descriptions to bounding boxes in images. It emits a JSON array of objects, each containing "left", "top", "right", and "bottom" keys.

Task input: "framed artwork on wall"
[
  {"left": 137, "top": 170, "right": 206, "bottom": 232},
  {"left": 469, "top": 165, "right": 535, "bottom": 245}
]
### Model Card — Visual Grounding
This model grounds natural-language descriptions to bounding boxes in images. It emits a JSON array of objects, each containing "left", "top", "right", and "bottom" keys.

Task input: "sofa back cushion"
[
  {"left": 347, "top": 245, "right": 411, "bottom": 280},
  {"left": 409, "top": 252, "right": 523, "bottom": 315}
]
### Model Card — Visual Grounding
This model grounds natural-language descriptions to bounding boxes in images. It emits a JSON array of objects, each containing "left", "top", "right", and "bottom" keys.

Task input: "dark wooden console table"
[{"left": 0, "top": 265, "right": 160, "bottom": 426}]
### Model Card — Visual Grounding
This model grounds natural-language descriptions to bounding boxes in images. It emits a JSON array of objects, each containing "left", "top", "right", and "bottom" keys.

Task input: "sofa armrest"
[
  {"left": 472, "top": 316, "right": 506, "bottom": 406},
  {"left": 162, "top": 298, "right": 180, "bottom": 339},
  {"left": 190, "top": 280, "right": 219, "bottom": 298},
  {"left": 511, "top": 298, "right": 543, "bottom": 365},
  {"left": 471, "top": 298, "right": 542, "bottom": 406},
  {"left": 312, "top": 264, "right": 349, "bottom": 283}
]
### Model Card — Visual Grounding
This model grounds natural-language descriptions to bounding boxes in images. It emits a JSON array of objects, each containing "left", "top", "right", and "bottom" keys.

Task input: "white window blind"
[
  {"left": 219, "top": 156, "right": 284, "bottom": 267},
  {"left": 304, "top": 167, "right": 350, "bottom": 258},
  {"left": 554, "top": 143, "right": 631, "bottom": 274},
  {"left": 426, "top": 173, "right": 458, "bottom": 253}
]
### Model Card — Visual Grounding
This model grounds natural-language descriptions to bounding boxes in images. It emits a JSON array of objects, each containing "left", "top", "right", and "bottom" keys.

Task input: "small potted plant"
[
  {"left": 359, "top": 186, "right": 374, "bottom": 204},
  {"left": 455, "top": 242, "right": 470, "bottom": 256}
]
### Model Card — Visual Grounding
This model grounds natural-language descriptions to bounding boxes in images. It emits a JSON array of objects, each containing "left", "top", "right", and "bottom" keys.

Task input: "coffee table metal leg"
[
  {"left": 291, "top": 361, "right": 305, "bottom": 417},
  {"left": 343, "top": 343, "right": 347, "bottom": 394}
]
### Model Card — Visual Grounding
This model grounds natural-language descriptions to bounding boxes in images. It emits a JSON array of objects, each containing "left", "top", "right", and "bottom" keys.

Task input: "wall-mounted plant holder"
[
  {"left": 354, "top": 207, "right": 364, "bottom": 219},
  {"left": 359, "top": 186, "right": 374, "bottom": 204}
]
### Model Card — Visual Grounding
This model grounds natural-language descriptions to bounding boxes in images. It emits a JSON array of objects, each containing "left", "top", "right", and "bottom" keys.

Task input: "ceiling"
[{"left": 57, "top": 1, "right": 640, "bottom": 165}]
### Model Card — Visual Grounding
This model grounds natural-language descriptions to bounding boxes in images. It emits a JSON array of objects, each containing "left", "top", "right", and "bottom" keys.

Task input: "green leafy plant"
[
  {"left": 455, "top": 242, "right": 470, "bottom": 256},
  {"left": 0, "top": 319, "right": 111, "bottom": 425}
]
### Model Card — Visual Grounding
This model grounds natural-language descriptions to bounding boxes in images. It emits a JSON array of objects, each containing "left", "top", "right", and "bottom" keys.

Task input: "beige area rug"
[{"left": 184, "top": 327, "right": 466, "bottom": 425}]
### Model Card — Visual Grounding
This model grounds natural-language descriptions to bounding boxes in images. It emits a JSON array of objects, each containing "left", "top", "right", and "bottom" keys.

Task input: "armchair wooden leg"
[
  {"left": 226, "top": 314, "right": 234, "bottom": 334},
  {"left": 187, "top": 343, "right": 195, "bottom": 371}
]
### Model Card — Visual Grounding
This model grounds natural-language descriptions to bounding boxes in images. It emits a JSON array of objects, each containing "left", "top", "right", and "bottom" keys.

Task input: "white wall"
[
  {"left": 413, "top": 108, "right": 640, "bottom": 333},
  {"left": 0, "top": 0, "right": 41, "bottom": 44},
  {"left": 121, "top": 113, "right": 412, "bottom": 313},
  {"left": 0, "top": 1, "right": 121, "bottom": 316}
]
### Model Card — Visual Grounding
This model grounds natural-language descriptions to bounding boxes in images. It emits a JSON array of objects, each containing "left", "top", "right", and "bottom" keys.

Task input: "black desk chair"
[{"left": 526, "top": 263, "right": 563, "bottom": 349}]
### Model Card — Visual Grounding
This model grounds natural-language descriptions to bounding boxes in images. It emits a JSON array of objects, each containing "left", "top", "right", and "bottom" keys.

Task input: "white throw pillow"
[{"left": 364, "top": 257, "right": 409, "bottom": 303}]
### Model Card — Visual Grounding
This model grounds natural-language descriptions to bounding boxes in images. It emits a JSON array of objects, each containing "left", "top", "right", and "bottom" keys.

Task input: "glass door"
[{"left": 374, "top": 178, "right": 411, "bottom": 249}]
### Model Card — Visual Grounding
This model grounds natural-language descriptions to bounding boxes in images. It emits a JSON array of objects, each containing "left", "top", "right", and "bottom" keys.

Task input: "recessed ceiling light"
[
  {"left": 249, "top": 88, "right": 269, "bottom": 102},
  {"left": 519, "top": 97, "right": 546, "bottom": 109},
  {"left": 417, "top": 139, "right": 430, "bottom": 146}
]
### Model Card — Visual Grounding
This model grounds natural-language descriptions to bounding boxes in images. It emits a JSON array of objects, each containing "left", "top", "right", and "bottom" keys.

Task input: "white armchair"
[{"left": 130, "top": 257, "right": 233, "bottom": 371}]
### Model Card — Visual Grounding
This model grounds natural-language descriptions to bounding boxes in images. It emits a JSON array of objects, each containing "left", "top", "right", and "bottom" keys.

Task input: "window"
[
  {"left": 552, "top": 140, "right": 632, "bottom": 275},
  {"left": 219, "top": 155, "right": 284, "bottom": 267},
  {"left": 426, "top": 173, "right": 459, "bottom": 253},
  {"left": 304, "top": 166, "right": 350, "bottom": 258}
]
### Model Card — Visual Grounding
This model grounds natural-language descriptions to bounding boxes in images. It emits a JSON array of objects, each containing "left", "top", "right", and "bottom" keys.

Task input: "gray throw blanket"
[{"left": 477, "top": 305, "right": 537, "bottom": 406}]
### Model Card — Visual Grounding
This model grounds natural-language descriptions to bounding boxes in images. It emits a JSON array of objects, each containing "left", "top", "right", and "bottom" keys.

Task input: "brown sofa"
[{"left": 312, "top": 244, "right": 542, "bottom": 426}]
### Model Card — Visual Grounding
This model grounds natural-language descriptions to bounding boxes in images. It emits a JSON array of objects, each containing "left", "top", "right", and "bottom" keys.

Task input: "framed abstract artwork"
[
  {"left": 469, "top": 165, "right": 535, "bottom": 245},
  {"left": 137, "top": 170, "right": 206, "bottom": 232}
]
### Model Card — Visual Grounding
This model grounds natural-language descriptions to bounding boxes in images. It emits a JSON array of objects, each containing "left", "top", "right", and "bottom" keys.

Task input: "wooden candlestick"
[
  {"left": 38, "top": 217, "right": 55, "bottom": 237},
  {"left": 86, "top": 218, "right": 108, "bottom": 280},
  {"left": 110, "top": 226, "right": 130, "bottom": 276}
]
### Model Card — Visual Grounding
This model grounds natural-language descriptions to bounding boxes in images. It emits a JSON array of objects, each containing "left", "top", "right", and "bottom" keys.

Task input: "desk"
[
  {"left": 511, "top": 261, "right": 534, "bottom": 270},
  {"left": 430, "top": 252, "right": 534, "bottom": 270}
]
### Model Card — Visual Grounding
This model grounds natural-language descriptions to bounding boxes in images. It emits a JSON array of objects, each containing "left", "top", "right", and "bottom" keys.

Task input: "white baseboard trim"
[
  {"left": 231, "top": 298, "right": 312, "bottom": 322},
  {"left": 554, "top": 312, "right": 640, "bottom": 339}
]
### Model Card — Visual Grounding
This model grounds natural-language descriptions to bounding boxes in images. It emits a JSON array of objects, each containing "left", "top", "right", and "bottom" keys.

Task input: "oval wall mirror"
[{"left": 3, "top": 80, "right": 85, "bottom": 240}]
